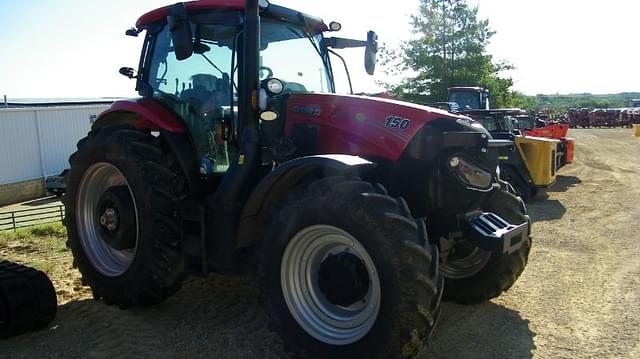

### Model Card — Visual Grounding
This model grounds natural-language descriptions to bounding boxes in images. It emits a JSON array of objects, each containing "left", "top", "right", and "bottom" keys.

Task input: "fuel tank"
[{"left": 283, "top": 93, "right": 471, "bottom": 162}]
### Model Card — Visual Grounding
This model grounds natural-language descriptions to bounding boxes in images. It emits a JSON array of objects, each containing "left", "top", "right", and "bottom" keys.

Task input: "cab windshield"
[
  {"left": 477, "top": 115, "right": 516, "bottom": 132},
  {"left": 146, "top": 18, "right": 332, "bottom": 105},
  {"left": 145, "top": 16, "right": 332, "bottom": 172},
  {"left": 260, "top": 19, "right": 332, "bottom": 93},
  {"left": 449, "top": 91, "right": 481, "bottom": 110}
]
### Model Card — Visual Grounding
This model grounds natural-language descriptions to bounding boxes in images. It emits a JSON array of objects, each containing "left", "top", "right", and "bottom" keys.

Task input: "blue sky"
[{"left": 1, "top": 0, "right": 638, "bottom": 99}]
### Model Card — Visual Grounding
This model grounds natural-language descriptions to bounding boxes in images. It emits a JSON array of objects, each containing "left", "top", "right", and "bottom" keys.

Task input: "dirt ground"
[{"left": 2, "top": 128, "right": 639, "bottom": 358}]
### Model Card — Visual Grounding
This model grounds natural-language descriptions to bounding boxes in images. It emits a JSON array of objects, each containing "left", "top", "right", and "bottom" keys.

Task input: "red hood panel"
[{"left": 285, "top": 93, "right": 464, "bottom": 161}]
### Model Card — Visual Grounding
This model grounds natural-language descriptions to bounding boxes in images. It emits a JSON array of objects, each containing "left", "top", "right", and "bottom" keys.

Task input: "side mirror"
[
  {"left": 125, "top": 27, "right": 140, "bottom": 37},
  {"left": 364, "top": 31, "right": 378, "bottom": 75},
  {"left": 119, "top": 67, "right": 136, "bottom": 79},
  {"left": 167, "top": 3, "right": 193, "bottom": 61}
]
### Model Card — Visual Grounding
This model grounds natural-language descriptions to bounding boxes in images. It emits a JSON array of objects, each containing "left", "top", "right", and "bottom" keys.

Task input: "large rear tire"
[
  {"left": 258, "top": 177, "right": 442, "bottom": 358},
  {"left": 65, "top": 126, "right": 186, "bottom": 307},
  {"left": 0, "top": 261, "right": 57, "bottom": 338},
  {"left": 440, "top": 189, "right": 531, "bottom": 304}
]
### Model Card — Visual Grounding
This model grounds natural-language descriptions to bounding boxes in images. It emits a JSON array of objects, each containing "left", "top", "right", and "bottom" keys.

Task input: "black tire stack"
[{"left": 0, "top": 261, "right": 57, "bottom": 338}]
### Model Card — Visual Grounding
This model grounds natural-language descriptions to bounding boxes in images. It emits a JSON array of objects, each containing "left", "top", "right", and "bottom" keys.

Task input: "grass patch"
[
  {"left": 0, "top": 222, "right": 91, "bottom": 304},
  {"left": 0, "top": 222, "right": 69, "bottom": 257},
  {"left": 29, "top": 222, "right": 67, "bottom": 237},
  {"left": 30, "top": 260, "right": 57, "bottom": 273},
  {"left": 0, "top": 222, "right": 66, "bottom": 240}
]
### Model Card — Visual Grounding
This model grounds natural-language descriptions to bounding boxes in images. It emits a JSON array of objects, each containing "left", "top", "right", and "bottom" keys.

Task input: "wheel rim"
[
  {"left": 76, "top": 162, "right": 138, "bottom": 277},
  {"left": 281, "top": 225, "right": 381, "bottom": 345},
  {"left": 440, "top": 241, "right": 491, "bottom": 279}
]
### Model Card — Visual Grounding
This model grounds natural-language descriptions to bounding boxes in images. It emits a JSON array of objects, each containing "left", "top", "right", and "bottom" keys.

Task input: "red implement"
[{"left": 523, "top": 124, "right": 569, "bottom": 138}]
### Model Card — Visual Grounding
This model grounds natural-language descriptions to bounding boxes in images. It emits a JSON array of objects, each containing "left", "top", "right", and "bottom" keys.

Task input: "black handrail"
[{"left": 0, "top": 205, "right": 65, "bottom": 231}]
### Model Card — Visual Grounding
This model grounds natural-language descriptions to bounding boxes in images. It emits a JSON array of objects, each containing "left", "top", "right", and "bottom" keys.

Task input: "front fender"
[{"left": 236, "top": 155, "right": 375, "bottom": 248}]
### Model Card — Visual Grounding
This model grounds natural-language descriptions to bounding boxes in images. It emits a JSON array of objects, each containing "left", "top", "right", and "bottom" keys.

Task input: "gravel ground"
[{"left": 2, "top": 128, "right": 639, "bottom": 358}]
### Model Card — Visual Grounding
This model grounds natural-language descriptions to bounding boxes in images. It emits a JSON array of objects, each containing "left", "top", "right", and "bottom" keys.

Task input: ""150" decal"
[{"left": 384, "top": 115, "right": 411, "bottom": 130}]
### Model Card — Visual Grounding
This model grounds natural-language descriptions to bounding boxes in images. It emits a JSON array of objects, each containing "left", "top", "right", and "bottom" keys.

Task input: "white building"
[{"left": 0, "top": 101, "right": 113, "bottom": 206}]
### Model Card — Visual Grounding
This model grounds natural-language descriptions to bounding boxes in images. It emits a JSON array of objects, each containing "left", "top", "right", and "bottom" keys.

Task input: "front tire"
[
  {"left": 501, "top": 167, "right": 535, "bottom": 202},
  {"left": 258, "top": 177, "right": 442, "bottom": 358},
  {"left": 440, "top": 189, "right": 531, "bottom": 304},
  {"left": 65, "top": 126, "right": 186, "bottom": 307}
]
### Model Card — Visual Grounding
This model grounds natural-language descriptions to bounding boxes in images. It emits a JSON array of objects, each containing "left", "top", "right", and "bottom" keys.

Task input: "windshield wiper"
[
  {"left": 292, "top": 15, "right": 336, "bottom": 92},
  {"left": 199, "top": 53, "right": 226, "bottom": 78}
]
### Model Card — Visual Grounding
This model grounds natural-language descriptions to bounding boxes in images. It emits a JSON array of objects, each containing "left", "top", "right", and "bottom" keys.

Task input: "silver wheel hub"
[
  {"left": 76, "top": 162, "right": 138, "bottom": 277},
  {"left": 99, "top": 208, "right": 119, "bottom": 232},
  {"left": 281, "top": 225, "right": 381, "bottom": 345},
  {"left": 440, "top": 231, "right": 491, "bottom": 279}
]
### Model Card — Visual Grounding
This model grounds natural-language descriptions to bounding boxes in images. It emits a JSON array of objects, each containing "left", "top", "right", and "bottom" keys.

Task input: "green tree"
[{"left": 382, "top": 0, "right": 517, "bottom": 106}]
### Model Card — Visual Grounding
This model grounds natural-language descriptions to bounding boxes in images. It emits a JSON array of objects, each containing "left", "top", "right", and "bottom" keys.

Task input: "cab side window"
[{"left": 148, "top": 24, "right": 239, "bottom": 174}]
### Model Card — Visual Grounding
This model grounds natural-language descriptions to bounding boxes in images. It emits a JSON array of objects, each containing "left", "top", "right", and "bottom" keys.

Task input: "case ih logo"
[
  {"left": 384, "top": 115, "right": 411, "bottom": 130},
  {"left": 293, "top": 105, "right": 321, "bottom": 116}
]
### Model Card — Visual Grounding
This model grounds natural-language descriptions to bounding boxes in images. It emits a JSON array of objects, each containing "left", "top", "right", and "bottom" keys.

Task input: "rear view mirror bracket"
[{"left": 167, "top": 3, "right": 194, "bottom": 61}]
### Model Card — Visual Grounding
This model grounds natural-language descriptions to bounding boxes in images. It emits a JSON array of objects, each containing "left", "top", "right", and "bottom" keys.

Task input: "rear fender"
[
  {"left": 92, "top": 99, "right": 185, "bottom": 133},
  {"left": 236, "top": 155, "right": 376, "bottom": 248}
]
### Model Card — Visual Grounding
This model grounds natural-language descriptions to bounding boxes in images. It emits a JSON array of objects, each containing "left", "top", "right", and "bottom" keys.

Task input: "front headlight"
[{"left": 448, "top": 156, "right": 493, "bottom": 189}]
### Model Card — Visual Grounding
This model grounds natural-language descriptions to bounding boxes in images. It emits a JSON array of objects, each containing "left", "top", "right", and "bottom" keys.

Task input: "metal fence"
[{"left": 0, "top": 205, "right": 65, "bottom": 231}]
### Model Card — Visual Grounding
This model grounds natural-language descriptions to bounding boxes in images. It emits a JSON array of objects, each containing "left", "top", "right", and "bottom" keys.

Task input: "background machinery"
[{"left": 447, "top": 87, "right": 574, "bottom": 200}]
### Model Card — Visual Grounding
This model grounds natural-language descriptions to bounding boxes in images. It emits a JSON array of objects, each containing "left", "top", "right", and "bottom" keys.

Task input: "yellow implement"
[
  {"left": 514, "top": 136, "right": 561, "bottom": 187},
  {"left": 633, "top": 124, "right": 640, "bottom": 137}
]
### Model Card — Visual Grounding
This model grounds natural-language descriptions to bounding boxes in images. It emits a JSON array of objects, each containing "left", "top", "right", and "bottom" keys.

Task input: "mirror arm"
[
  {"left": 167, "top": 3, "right": 194, "bottom": 61},
  {"left": 322, "top": 37, "right": 368, "bottom": 49}
]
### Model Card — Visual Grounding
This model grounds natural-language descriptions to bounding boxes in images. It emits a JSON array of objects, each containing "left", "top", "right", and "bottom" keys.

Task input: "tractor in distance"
[
  {"left": 463, "top": 109, "right": 563, "bottom": 201},
  {"left": 447, "top": 87, "right": 574, "bottom": 201},
  {"left": 64, "top": 1, "right": 532, "bottom": 358}
]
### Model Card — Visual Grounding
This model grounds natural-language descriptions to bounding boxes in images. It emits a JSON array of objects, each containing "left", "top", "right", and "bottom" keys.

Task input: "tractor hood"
[{"left": 284, "top": 93, "right": 487, "bottom": 162}]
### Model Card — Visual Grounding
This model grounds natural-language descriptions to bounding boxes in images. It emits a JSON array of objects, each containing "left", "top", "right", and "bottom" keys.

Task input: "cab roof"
[
  {"left": 448, "top": 86, "right": 489, "bottom": 92},
  {"left": 137, "top": 0, "right": 243, "bottom": 27},
  {"left": 136, "top": 0, "right": 328, "bottom": 31},
  {"left": 462, "top": 108, "right": 526, "bottom": 116}
]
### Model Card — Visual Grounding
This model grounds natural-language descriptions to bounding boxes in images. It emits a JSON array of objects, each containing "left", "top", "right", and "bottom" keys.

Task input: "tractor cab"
[
  {"left": 463, "top": 109, "right": 526, "bottom": 137},
  {"left": 129, "top": 1, "right": 378, "bottom": 181},
  {"left": 447, "top": 86, "right": 490, "bottom": 111},
  {"left": 512, "top": 115, "right": 537, "bottom": 130}
]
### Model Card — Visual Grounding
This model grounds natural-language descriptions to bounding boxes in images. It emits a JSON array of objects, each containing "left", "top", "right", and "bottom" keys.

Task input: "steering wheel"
[{"left": 259, "top": 66, "right": 273, "bottom": 80}]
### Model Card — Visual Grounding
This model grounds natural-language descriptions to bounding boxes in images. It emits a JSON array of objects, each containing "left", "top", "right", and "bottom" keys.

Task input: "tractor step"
[
  {"left": 463, "top": 211, "right": 529, "bottom": 254},
  {"left": 180, "top": 200, "right": 207, "bottom": 275}
]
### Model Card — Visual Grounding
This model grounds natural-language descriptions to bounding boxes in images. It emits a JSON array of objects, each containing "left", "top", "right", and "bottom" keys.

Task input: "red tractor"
[{"left": 64, "top": 1, "right": 531, "bottom": 357}]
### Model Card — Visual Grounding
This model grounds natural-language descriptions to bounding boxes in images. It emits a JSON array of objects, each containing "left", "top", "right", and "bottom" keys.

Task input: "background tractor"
[
  {"left": 447, "top": 86, "right": 490, "bottom": 110},
  {"left": 447, "top": 87, "right": 574, "bottom": 200},
  {"left": 64, "top": 1, "right": 531, "bottom": 357},
  {"left": 463, "top": 109, "right": 562, "bottom": 201}
]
